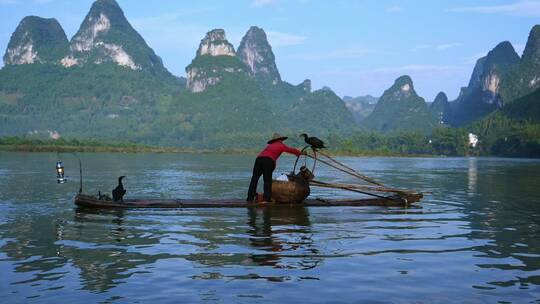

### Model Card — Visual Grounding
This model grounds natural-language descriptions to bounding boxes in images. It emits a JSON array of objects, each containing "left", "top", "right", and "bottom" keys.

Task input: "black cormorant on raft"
[
  {"left": 112, "top": 176, "right": 126, "bottom": 202},
  {"left": 300, "top": 133, "right": 326, "bottom": 150}
]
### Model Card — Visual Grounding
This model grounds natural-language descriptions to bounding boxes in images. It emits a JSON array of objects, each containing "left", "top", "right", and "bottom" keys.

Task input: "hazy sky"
[{"left": 0, "top": 0, "right": 538, "bottom": 100}]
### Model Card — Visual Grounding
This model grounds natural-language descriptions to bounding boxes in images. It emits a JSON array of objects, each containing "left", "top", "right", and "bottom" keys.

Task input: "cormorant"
[
  {"left": 300, "top": 133, "right": 326, "bottom": 149},
  {"left": 112, "top": 176, "right": 126, "bottom": 202}
]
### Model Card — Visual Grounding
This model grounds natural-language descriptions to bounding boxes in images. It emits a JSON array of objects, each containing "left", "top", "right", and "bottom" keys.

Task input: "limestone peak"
[
  {"left": 433, "top": 92, "right": 448, "bottom": 105},
  {"left": 237, "top": 26, "right": 281, "bottom": 84},
  {"left": 388, "top": 75, "right": 416, "bottom": 99},
  {"left": 4, "top": 16, "right": 69, "bottom": 65},
  {"left": 63, "top": 0, "right": 168, "bottom": 75},
  {"left": 196, "top": 29, "right": 236, "bottom": 57},
  {"left": 186, "top": 29, "right": 247, "bottom": 92},
  {"left": 362, "top": 75, "right": 435, "bottom": 133},
  {"left": 522, "top": 25, "right": 540, "bottom": 64}
]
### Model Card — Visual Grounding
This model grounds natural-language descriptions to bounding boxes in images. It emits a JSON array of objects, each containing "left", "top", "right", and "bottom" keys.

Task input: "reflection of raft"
[{"left": 74, "top": 192, "right": 422, "bottom": 209}]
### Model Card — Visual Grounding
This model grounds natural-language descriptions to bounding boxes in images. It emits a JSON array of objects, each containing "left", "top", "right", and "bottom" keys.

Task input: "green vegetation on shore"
[
  {"left": 0, "top": 129, "right": 476, "bottom": 157},
  {"left": 0, "top": 136, "right": 257, "bottom": 154}
]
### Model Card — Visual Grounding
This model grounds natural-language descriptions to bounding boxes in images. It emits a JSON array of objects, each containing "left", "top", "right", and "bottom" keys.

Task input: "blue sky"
[{"left": 0, "top": 0, "right": 538, "bottom": 100}]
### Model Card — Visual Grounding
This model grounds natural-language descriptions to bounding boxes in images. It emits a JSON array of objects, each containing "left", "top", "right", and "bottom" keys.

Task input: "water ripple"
[{"left": 1, "top": 153, "right": 540, "bottom": 303}]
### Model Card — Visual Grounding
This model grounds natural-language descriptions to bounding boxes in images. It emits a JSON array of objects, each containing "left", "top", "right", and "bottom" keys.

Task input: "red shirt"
[{"left": 258, "top": 141, "right": 301, "bottom": 162}]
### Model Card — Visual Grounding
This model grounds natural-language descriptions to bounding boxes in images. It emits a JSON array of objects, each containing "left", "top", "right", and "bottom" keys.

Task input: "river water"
[{"left": 0, "top": 152, "right": 539, "bottom": 303}]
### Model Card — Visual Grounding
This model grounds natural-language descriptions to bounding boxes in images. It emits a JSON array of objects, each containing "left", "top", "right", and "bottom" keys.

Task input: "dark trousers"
[{"left": 247, "top": 157, "right": 275, "bottom": 202}]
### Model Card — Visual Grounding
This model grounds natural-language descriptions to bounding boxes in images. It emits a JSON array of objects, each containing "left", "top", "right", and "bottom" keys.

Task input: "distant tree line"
[{"left": 3, "top": 125, "right": 538, "bottom": 157}]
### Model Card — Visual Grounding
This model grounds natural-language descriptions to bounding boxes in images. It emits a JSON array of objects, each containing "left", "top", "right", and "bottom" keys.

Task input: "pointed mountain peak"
[
  {"left": 4, "top": 16, "right": 69, "bottom": 65},
  {"left": 88, "top": 0, "right": 122, "bottom": 14},
  {"left": 395, "top": 75, "right": 413, "bottom": 86},
  {"left": 467, "top": 41, "right": 519, "bottom": 90},
  {"left": 82, "top": 0, "right": 128, "bottom": 30},
  {"left": 451, "top": 41, "right": 520, "bottom": 126},
  {"left": 391, "top": 75, "right": 415, "bottom": 95},
  {"left": 485, "top": 41, "right": 520, "bottom": 66},
  {"left": 430, "top": 92, "right": 451, "bottom": 125},
  {"left": 74, "top": 0, "right": 126, "bottom": 50},
  {"left": 498, "top": 24, "right": 540, "bottom": 103},
  {"left": 186, "top": 29, "right": 247, "bottom": 92},
  {"left": 385, "top": 76, "right": 416, "bottom": 99},
  {"left": 363, "top": 75, "right": 435, "bottom": 133},
  {"left": 70, "top": 0, "right": 131, "bottom": 55},
  {"left": 246, "top": 26, "right": 265, "bottom": 36},
  {"left": 433, "top": 92, "right": 448, "bottom": 104},
  {"left": 64, "top": 0, "right": 167, "bottom": 74},
  {"left": 196, "top": 29, "right": 236, "bottom": 57},
  {"left": 237, "top": 26, "right": 281, "bottom": 84},
  {"left": 491, "top": 41, "right": 518, "bottom": 56},
  {"left": 522, "top": 24, "right": 540, "bottom": 64}
]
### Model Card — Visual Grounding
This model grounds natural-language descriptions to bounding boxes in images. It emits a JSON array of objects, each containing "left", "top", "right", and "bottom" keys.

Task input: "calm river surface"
[{"left": 0, "top": 152, "right": 539, "bottom": 303}]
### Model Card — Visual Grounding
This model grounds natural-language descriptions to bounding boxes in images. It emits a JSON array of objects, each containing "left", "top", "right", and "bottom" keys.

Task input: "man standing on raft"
[{"left": 247, "top": 133, "right": 303, "bottom": 203}]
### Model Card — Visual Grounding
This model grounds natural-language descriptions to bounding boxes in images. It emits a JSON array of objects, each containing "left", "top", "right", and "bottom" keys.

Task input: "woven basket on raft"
[{"left": 271, "top": 180, "right": 310, "bottom": 203}]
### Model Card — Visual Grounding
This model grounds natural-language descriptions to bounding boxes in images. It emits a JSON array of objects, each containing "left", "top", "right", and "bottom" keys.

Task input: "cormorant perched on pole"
[
  {"left": 300, "top": 133, "right": 326, "bottom": 150},
  {"left": 112, "top": 176, "right": 126, "bottom": 202}
]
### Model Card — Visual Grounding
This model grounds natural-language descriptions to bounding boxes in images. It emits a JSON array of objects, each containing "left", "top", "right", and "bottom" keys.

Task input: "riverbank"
[
  {"left": 0, "top": 140, "right": 254, "bottom": 156},
  {"left": 0, "top": 135, "right": 482, "bottom": 157},
  {"left": 0, "top": 143, "right": 259, "bottom": 155},
  {"left": 0, "top": 144, "right": 422, "bottom": 157},
  {"left": 0, "top": 142, "right": 428, "bottom": 157}
]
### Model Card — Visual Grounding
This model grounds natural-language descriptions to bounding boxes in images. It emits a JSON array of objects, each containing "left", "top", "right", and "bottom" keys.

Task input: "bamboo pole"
[
  {"left": 306, "top": 153, "right": 385, "bottom": 186},
  {"left": 310, "top": 180, "right": 410, "bottom": 195},
  {"left": 302, "top": 149, "right": 414, "bottom": 197},
  {"left": 309, "top": 180, "right": 403, "bottom": 201}
]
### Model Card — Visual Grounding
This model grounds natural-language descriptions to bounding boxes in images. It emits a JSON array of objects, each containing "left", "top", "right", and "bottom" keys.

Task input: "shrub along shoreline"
[
  {"left": 1, "top": 129, "right": 538, "bottom": 158},
  {"left": 0, "top": 135, "right": 436, "bottom": 156}
]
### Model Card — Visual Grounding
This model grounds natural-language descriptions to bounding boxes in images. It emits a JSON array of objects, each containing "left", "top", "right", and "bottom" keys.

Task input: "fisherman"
[{"left": 247, "top": 133, "right": 303, "bottom": 203}]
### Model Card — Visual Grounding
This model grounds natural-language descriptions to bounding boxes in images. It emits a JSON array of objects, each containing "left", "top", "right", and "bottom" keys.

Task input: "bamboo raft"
[
  {"left": 71, "top": 148, "right": 424, "bottom": 210},
  {"left": 74, "top": 192, "right": 422, "bottom": 209}
]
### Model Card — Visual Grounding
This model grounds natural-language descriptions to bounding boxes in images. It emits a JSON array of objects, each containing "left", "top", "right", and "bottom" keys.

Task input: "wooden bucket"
[{"left": 271, "top": 180, "right": 310, "bottom": 203}]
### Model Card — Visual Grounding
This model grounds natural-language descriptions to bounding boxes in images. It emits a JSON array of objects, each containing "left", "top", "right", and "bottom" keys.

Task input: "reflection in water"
[
  {"left": 468, "top": 158, "right": 477, "bottom": 195},
  {"left": 33, "top": 205, "right": 323, "bottom": 290},
  {"left": 461, "top": 166, "right": 540, "bottom": 289},
  {"left": 246, "top": 206, "right": 320, "bottom": 271},
  {"left": 191, "top": 206, "right": 322, "bottom": 284},
  {"left": 63, "top": 208, "right": 169, "bottom": 293},
  {"left": 1, "top": 152, "right": 540, "bottom": 303},
  {"left": 2, "top": 215, "right": 70, "bottom": 285}
]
